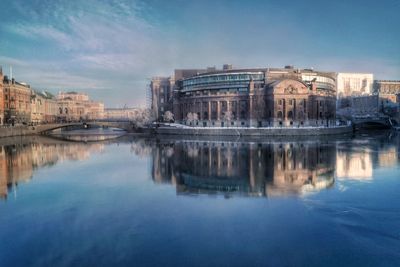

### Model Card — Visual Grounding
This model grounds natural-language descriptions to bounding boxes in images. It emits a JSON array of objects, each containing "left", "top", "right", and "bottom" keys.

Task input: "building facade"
[
  {"left": 104, "top": 108, "right": 141, "bottom": 120},
  {"left": 158, "top": 65, "right": 337, "bottom": 127},
  {"left": 30, "top": 92, "right": 46, "bottom": 124},
  {"left": 336, "top": 73, "right": 374, "bottom": 98},
  {"left": 56, "top": 92, "right": 104, "bottom": 121},
  {"left": 3, "top": 76, "right": 32, "bottom": 125},
  {"left": 374, "top": 80, "right": 400, "bottom": 117},
  {"left": 30, "top": 91, "right": 59, "bottom": 124},
  {"left": 0, "top": 69, "right": 4, "bottom": 125},
  {"left": 44, "top": 96, "right": 58, "bottom": 123},
  {"left": 149, "top": 76, "right": 175, "bottom": 121}
]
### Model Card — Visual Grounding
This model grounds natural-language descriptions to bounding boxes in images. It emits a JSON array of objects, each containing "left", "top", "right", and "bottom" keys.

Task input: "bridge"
[
  {"left": 0, "top": 121, "right": 139, "bottom": 138},
  {"left": 351, "top": 116, "right": 392, "bottom": 129},
  {"left": 37, "top": 121, "right": 138, "bottom": 134}
]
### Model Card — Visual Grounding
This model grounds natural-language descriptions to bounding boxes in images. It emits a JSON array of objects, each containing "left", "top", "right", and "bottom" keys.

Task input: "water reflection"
[
  {"left": 1, "top": 131, "right": 399, "bottom": 200},
  {"left": 0, "top": 136, "right": 104, "bottom": 199},
  {"left": 144, "top": 132, "right": 399, "bottom": 197},
  {"left": 148, "top": 140, "right": 337, "bottom": 197}
]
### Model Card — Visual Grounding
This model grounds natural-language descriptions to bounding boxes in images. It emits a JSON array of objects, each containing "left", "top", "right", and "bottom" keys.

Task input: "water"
[{"left": 0, "top": 132, "right": 399, "bottom": 267}]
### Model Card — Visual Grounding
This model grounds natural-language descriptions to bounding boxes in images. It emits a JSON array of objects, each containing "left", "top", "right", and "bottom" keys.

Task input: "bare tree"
[
  {"left": 163, "top": 111, "right": 174, "bottom": 122},
  {"left": 135, "top": 109, "right": 155, "bottom": 127}
]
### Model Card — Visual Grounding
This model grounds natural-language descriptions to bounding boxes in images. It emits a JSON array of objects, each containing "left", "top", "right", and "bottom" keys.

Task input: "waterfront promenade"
[{"left": 151, "top": 123, "right": 353, "bottom": 136}]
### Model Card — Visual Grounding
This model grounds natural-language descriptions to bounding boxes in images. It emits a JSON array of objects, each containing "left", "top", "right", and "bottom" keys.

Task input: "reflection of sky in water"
[{"left": 0, "top": 132, "right": 399, "bottom": 266}]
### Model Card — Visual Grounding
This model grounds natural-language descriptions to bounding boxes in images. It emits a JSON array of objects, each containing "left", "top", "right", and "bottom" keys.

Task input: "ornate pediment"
[{"left": 284, "top": 85, "right": 298, "bottom": 94}]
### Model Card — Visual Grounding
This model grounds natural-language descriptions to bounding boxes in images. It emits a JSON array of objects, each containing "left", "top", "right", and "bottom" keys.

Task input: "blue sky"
[{"left": 0, "top": 0, "right": 399, "bottom": 107}]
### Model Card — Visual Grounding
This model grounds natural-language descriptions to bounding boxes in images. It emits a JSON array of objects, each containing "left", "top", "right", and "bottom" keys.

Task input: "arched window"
[
  {"left": 287, "top": 111, "right": 293, "bottom": 119},
  {"left": 59, "top": 107, "right": 63, "bottom": 114},
  {"left": 277, "top": 111, "right": 283, "bottom": 119},
  {"left": 65, "top": 108, "right": 68, "bottom": 114}
]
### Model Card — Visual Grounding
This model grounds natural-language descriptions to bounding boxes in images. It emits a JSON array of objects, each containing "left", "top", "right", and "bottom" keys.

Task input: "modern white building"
[{"left": 336, "top": 73, "right": 374, "bottom": 98}]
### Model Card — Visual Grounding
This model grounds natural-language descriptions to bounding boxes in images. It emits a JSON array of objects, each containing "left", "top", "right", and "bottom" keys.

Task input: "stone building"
[
  {"left": 3, "top": 76, "right": 32, "bottom": 125},
  {"left": 374, "top": 80, "right": 400, "bottom": 111},
  {"left": 336, "top": 73, "right": 374, "bottom": 98},
  {"left": 44, "top": 95, "right": 58, "bottom": 123},
  {"left": 149, "top": 76, "right": 175, "bottom": 121},
  {"left": 158, "top": 65, "right": 337, "bottom": 127},
  {"left": 30, "top": 91, "right": 59, "bottom": 124},
  {"left": 85, "top": 101, "right": 104, "bottom": 120},
  {"left": 0, "top": 68, "right": 4, "bottom": 125},
  {"left": 56, "top": 91, "right": 104, "bottom": 121},
  {"left": 30, "top": 92, "right": 46, "bottom": 124},
  {"left": 104, "top": 107, "right": 141, "bottom": 120},
  {"left": 149, "top": 67, "right": 216, "bottom": 121}
]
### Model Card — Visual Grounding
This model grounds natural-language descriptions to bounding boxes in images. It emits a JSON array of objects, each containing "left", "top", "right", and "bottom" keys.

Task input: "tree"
[
  {"left": 134, "top": 108, "right": 155, "bottom": 127},
  {"left": 163, "top": 111, "right": 174, "bottom": 122}
]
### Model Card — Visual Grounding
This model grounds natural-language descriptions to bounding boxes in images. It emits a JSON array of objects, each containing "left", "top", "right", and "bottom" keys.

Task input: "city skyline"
[{"left": 1, "top": 0, "right": 399, "bottom": 107}]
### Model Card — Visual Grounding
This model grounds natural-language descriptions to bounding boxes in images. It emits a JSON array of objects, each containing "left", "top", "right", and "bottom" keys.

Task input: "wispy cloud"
[
  {"left": 1, "top": 0, "right": 164, "bottom": 106},
  {"left": 1, "top": 0, "right": 399, "bottom": 107}
]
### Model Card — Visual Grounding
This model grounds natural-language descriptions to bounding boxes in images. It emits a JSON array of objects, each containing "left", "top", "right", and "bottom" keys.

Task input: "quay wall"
[
  {"left": 153, "top": 126, "right": 354, "bottom": 136},
  {"left": 0, "top": 125, "right": 62, "bottom": 138}
]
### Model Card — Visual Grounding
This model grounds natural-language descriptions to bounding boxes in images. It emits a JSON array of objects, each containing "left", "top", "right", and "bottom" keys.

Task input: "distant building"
[
  {"left": 374, "top": 80, "right": 400, "bottom": 111},
  {"left": 3, "top": 75, "right": 32, "bottom": 124},
  {"left": 31, "top": 91, "right": 59, "bottom": 124},
  {"left": 0, "top": 68, "right": 4, "bottom": 125},
  {"left": 31, "top": 92, "right": 46, "bottom": 124},
  {"left": 43, "top": 95, "right": 58, "bottom": 123},
  {"left": 336, "top": 73, "right": 374, "bottom": 98},
  {"left": 151, "top": 65, "right": 337, "bottom": 127},
  {"left": 56, "top": 92, "right": 104, "bottom": 121},
  {"left": 104, "top": 108, "right": 141, "bottom": 120},
  {"left": 149, "top": 76, "right": 175, "bottom": 121}
]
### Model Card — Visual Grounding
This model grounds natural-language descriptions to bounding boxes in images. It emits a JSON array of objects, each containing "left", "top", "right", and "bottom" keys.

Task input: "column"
[
  {"left": 208, "top": 101, "right": 211, "bottom": 120},
  {"left": 217, "top": 101, "right": 220, "bottom": 121}
]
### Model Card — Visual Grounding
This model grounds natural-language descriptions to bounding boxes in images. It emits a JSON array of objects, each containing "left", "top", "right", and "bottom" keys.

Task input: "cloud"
[
  {"left": 1, "top": 0, "right": 399, "bottom": 107},
  {"left": 1, "top": 0, "right": 163, "bottom": 106}
]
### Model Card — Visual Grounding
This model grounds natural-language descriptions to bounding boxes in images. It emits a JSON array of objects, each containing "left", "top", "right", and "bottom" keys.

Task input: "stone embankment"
[
  {"left": 0, "top": 124, "right": 65, "bottom": 138},
  {"left": 152, "top": 125, "right": 353, "bottom": 136}
]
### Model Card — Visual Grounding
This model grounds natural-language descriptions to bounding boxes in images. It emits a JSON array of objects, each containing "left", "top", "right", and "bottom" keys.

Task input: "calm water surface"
[{"left": 0, "top": 132, "right": 399, "bottom": 267}]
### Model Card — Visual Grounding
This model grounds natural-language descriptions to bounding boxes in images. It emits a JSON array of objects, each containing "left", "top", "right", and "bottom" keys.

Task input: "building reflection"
[
  {"left": 150, "top": 140, "right": 337, "bottom": 197},
  {"left": 1, "top": 132, "right": 399, "bottom": 200},
  {"left": 335, "top": 133, "right": 400, "bottom": 180},
  {"left": 0, "top": 137, "right": 104, "bottom": 199},
  {"left": 336, "top": 149, "right": 373, "bottom": 180}
]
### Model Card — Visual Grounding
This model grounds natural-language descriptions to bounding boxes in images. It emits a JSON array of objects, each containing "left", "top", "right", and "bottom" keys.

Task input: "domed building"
[{"left": 151, "top": 65, "right": 337, "bottom": 128}]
